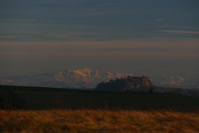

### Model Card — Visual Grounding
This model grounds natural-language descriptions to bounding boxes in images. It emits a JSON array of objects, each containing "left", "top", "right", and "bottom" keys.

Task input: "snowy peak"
[
  {"left": 53, "top": 68, "right": 101, "bottom": 83},
  {"left": 52, "top": 68, "right": 133, "bottom": 86},
  {"left": 72, "top": 68, "right": 93, "bottom": 76}
]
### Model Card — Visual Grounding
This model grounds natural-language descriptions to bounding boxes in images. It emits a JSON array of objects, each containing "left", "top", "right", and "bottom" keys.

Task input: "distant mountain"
[
  {"left": 0, "top": 68, "right": 198, "bottom": 89},
  {"left": 152, "top": 74, "right": 199, "bottom": 89},
  {"left": 0, "top": 68, "right": 133, "bottom": 88}
]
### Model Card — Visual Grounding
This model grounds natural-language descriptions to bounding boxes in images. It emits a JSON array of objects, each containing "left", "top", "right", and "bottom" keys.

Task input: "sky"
[{"left": 0, "top": 0, "right": 199, "bottom": 76}]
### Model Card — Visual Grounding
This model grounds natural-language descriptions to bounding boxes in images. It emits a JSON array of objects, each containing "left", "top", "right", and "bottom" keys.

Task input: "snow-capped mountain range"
[{"left": 0, "top": 68, "right": 198, "bottom": 89}]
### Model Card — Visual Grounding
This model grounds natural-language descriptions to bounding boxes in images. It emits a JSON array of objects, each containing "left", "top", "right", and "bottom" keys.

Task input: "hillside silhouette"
[
  {"left": 1, "top": 85, "right": 199, "bottom": 111},
  {"left": 96, "top": 76, "right": 154, "bottom": 92}
]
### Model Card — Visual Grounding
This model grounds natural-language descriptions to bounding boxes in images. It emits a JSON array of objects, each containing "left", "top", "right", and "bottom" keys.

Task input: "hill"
[
  {"left": 0, "top": 85, "right": 199, "bottom": 112},
  {"left": 95, "top": 76, "right": 199, "bottom": 97},
  {"left": 96, "top": 76, "right": 153, "bottom": 92}
]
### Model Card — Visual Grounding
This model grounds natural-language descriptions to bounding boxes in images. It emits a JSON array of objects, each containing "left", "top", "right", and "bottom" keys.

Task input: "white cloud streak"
[{"left": 160, "top": 30, "right": 199, "bottom": 34}]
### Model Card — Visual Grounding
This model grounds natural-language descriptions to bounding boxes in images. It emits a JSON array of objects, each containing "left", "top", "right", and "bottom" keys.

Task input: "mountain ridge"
[{"left": 0, "top": 68, "right": 198, "bottom": 89}]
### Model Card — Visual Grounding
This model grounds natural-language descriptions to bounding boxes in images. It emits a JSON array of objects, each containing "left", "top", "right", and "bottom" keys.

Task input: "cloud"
[
  {"left": 160, "top": 30, "right": 199, "bottom": 34},
  {"left": 0, "top": 38, "right": 198, "bottom": 59},
  {"left": 156, "top": 18, "right": 165, "bottom": 22}
]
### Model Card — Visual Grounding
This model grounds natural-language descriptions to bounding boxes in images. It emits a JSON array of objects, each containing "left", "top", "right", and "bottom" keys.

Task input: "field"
[
  {"left": 0, "top": 110, "right": 199, "bottom": 133},
  {"left": 1, "top": 85, "right": 199, "bottom": 111},
  {"left": 0, "top": 85, "right": 199, "bottom": 132}
]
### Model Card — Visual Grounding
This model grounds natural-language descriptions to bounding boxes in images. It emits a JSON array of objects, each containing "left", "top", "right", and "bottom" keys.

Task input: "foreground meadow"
[{"left": 0, "top": 110, "right": 198, "bottom": 133}]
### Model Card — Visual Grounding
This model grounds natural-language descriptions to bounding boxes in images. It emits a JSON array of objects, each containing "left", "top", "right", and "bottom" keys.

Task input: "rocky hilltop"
[
  {"left": 96, "top": 76, "right": 153, "bottom": 92},
  {"left": 95, "top": 76, "right": 199, "bottom": 97}
]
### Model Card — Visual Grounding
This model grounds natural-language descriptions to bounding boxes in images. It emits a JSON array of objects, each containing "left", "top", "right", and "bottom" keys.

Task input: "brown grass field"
[{"left": 0, "top": 109, "right": 199, "bottom": 133}]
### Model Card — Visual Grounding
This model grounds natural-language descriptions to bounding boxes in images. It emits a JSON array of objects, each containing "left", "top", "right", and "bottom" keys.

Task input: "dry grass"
[{"left": 0, "top": 110, "right": 199, "bottom": 133}]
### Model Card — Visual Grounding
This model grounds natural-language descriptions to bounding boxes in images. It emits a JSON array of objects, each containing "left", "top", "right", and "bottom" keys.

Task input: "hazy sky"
[{"left": 0, "top": 0, "right": 199, "bottom": 76}]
